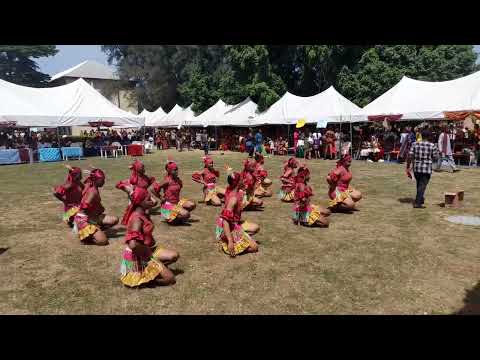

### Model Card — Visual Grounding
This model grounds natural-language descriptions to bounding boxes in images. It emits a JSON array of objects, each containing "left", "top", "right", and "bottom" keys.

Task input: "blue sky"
[
  {"left": 36, "top": 45, "right": 111, "bottom": 76},
  {"left": 37, "top": 45, "right": 480, "bottom": 76}
]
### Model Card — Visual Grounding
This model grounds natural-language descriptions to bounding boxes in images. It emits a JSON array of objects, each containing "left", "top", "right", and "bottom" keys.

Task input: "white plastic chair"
[{"left": 112, "top": 142, "right": 124, "bottom": 156}]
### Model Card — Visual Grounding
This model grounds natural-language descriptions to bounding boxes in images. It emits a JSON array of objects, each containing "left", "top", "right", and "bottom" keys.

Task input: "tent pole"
[{"left": 350, "top": 120, "right": 353, "bottom": 157}]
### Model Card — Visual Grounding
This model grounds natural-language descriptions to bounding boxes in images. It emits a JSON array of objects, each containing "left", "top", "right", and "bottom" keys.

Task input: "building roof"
[{"left": 50, "top": 60, "right": 119, "bottom": 82}]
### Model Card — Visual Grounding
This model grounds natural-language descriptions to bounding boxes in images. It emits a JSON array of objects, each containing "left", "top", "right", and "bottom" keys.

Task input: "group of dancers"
[{"left": 53, "top": 152, "right": 362, "bottom": 288}]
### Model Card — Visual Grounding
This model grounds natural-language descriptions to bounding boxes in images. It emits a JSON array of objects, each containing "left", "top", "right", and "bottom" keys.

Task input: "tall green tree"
[
  {"left": 337, "top": 45, "right": 477, "bottom": 107},
  {"left": 0, "top": 45, "right": 58, "bottom": 87}
]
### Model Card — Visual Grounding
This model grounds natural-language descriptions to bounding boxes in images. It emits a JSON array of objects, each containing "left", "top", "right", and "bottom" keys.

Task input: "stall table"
[{"left": 61, "top": 147, "right": 83, "bottom": 161}]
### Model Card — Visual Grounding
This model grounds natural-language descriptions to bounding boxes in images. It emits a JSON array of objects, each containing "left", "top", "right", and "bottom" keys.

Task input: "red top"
[
  {"left": 79, "top": 185, "right": 105, "bottom": 218},
  {"left": 280, "top": 168, "right": 296, "bottom": 192},
  {"left": 116, "top": 174, "right": 155, "bottom": 192},
  {"left": 294, "top": 183, "right": 313, "bottom": 211},
  {"left": 54, "top": 182, "right": 84, "bottom": 211},
  {"left": 240, "top": 171, "right": 256, "bottom": 194},
  {"left": 254, "top": 162, "right": 268, "bottom": 183},
  {"left": 220, "top": 190, "right": 244, "bottom": 224},
  {"left": 153, "top": 175, "right": 183, "bottom": 204},
  {"left": 125, "top": 212, "right": 154, "bottom": 247},
  {"left": 202, "top": 168, "right": 219, "bottom": 184},
  {"left": 327, "top": 165, "right": 352, "bottom": 199}
]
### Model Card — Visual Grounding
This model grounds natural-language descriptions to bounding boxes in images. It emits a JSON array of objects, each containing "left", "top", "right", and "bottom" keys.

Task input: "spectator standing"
[{"left": 406, "top": 129, "right": 440, "bottom": 209}]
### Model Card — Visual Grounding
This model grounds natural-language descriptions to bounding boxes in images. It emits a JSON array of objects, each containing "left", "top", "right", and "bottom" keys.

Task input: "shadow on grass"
[
  {"left": 0, "top": 247, "right": 9, "bottom": 255},
  {"left": 106, "top": 228, "right": 126, "bottom": 239},
  {"left": 398, "top": 197, "right": 415, "bottom": 204},
  {"left": 454, "top": 281, "right": 480, "bottom": 315}
]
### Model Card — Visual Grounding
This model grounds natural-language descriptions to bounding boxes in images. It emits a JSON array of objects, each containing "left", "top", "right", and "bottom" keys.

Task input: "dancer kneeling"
[
  {"left": 120, "top": 187, "right": 179, "bottom": 287},
  {"left": 191, "top": 156, "right": 225, "bottom": 206},
  {"left": 116, "top": 159, "right": 157, "bottom": 206},
  {"left": 240, "top": 159, "right": 263, "bottom": 210},
  {"left": 253, "top": 152, "right": 273, "bottom": 198},
  {"left": 53, "top": 165, "right": 84, "bottom": 228},
  {"left": 326, "top": 154, "right": 362, "bottom": 212},
  {"left": 293, "top": 165, "right": 331, "bottom": 227},
  {"left": 151, "top": 160, "right": 196, "bottom": 224},
  {"left": 215, "top": 170, "right": 259, "bottom": 257},
  {"left": 279, "top": 157, "right": 298, "bottom": 202},
  {"left": 73, "top": 168, "right": 119, "bottom": 245}
]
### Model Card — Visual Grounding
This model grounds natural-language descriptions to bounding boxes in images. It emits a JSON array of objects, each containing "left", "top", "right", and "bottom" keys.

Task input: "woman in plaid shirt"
[{"left": 406, "top": 129, "right": 439, "bottom": 208}]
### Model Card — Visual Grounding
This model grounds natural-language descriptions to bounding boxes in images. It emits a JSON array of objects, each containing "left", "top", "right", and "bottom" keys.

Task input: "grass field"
[{"left": 1, "top": 149, "right": 480, "bottom": 314}]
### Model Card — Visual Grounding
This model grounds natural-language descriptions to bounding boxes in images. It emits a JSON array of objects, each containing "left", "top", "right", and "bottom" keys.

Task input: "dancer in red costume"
[
  {"left": 215, "top": 168, "right": 260, "bottom": 257},
  {"left": 326, "top": 154, "right": 362, "bottom": 212},
  {"left": 279, "top": 157, "right": 298, "bottom": 202},
  {"left": 253, "top": 152, "right": 273, "bottom": 198},
  {"left": 324, "top": 129, "right": 337, "bottom": 160},
  {"left": 120, "top": 187, "right": 179, "bottom": 287},
  {"left": 240, "top": 159, "right": 263, "bottom": 210},
  {"left": 73, "top": 168, "right": 119, "bottom": 245},
  {"left": 53, "top": 165, "right": 84, "bottom": 228},
  {"left": 292, "top": 165, "right": 331, "bottom": 227},
  {"left": 116, "top": 159, "right": 158, "bottom": 206},
  {"left": 191, "top": 156, "right": 225, "bottom": 206},
  {"left": 151, "top": 160, "right": 196, "bottom": 224}
]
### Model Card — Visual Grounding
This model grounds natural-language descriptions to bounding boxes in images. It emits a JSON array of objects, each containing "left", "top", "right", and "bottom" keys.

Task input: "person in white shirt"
[{"left": 435, "top": 125, "right": 458, "bottom": 172}]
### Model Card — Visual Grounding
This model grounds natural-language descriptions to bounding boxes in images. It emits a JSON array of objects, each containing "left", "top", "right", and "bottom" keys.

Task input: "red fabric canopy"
[
  {"left": 368, "top": 115, "right": 403, "bottom": 122},
  {"left": 443, "top": 111, "right": 480, "bottom": 121},
  {"left": 88, "top": 121, "right": 114, "bottom": 127}
]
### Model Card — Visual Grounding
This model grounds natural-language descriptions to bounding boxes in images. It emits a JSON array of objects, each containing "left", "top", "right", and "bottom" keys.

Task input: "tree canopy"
[
  {"left": 0, "top": 45, "right": 58, "bottom": 87},
  {"left": 102, "top": 45, "right": 478, "bottom": 113}
]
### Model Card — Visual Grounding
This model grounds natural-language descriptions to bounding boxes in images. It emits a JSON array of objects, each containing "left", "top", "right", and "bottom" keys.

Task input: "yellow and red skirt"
[
  {"left": 292, "top": 205, "right": 322, "bottom": 226},
  {"left": 215, "top": 218, "right": 254, "bottom": 256},
  {"left": 204, "top": 183, "right": 218, "bottom": 203},
  {"left": 73, "top": 212, "right": 105, "bottom": 241},
  {"left": 278, "top": 189, "right": 295, "bottom": 202},
  {"left": 328, "top": 187, "right": 354, "bottom": 208},
  {"left": 120, "top": 247, "right": 167, "bottom": 287},
  {"left": 160, "top": 199, "right": 188, "bottom": 223},
  {"left": 63, "top": 206, "right": 80, "bottom": 225}
]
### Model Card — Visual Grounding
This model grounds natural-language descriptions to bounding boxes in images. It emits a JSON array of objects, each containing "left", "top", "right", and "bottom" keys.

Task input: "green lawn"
[{"left": 1, "top": 149, "right": 479, "bottom": 314}]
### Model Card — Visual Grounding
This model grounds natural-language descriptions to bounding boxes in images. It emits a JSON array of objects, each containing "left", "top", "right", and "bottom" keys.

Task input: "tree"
[
  {"left": 337, "top": 45, "right": 478, "bottom": 107},
  {"left": 0, "top": 45, "right": 58, "bottom": 87}
]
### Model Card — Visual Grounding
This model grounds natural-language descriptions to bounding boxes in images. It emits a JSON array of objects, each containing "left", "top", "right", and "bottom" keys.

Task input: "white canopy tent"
[
  {"left": 306, "top": 86, "right": 366, "bottom": 128},
  {"left": 160, "top": 104, "right": 185, "bottom": 128},
  {"left": 177, "top": 106, "right": 198, "bottom": 127},
  {"left": 253, "top": 92, "right": 315, "bottom": 125},
  {"left": 222, "top": 97, "right": 258, "bottom": 127},
  {"left": 194, "top": 99, "right": 233, "bottom": 127},
  {"left": 144, "top": 107, "right": 166, "bottom": 127},
  {"left": 0, "top": 78, "right": 144, "bottom": 128},
  {"left": 362, "top": 71, "right": 480, "bottom": 120}
]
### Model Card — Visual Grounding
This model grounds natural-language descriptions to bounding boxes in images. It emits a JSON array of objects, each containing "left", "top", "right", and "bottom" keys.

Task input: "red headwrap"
[
  {"left": 128, "top": 160, "right": 143, "bottom": 184},
  {"left": 66, "top": 167, "right": 82, "bottom": 184},
  {"left": 203, "top": 156, "right": 213, "bottom": 167},
  {"left": 84, "top": 168, "right": 105, "bottom": 187},
  {"left": 336, "top": 154, "right": 352, "bottom": 168},
  {"left": 166, "top": 161, "right": 178, "bottom": 173},
  {"left": 295, "top": 166, "right": 310, "bottom": 184},
  {"left": 284, "top": 157, "right": 298, "bottom": 171},
  {"left": 243, "top": 159, "right": 255, "bottom": 173},
  {"left": 225, "top": 171, "right": 242, "bottom": 199},
  {"left": 121, "top": 187, "right": 150, "bottom": 225}
]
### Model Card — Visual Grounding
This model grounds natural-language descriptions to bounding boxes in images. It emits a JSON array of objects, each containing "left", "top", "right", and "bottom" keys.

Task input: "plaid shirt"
[{"left": 409, "top": 141, "right": 439, "bottom": 174}]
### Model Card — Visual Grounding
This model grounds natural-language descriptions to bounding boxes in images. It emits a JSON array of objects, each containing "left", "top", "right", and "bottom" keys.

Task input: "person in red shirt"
[
  {"left": 151, "top": 160, "right": 196, "bottom": 224},
  {"left": 215, "top": 169, "right": 260, "bottom": 257},
  {"left": 116, "top": 160, "right": 157, "bottom": 204},
  {"left": 253, "top": 152, "right": 273, "bottom": 198},
  {"left": 191, "top": 156, "right": 225, "bottom": 206},
  {"left": 240, "top": 159, "right": 263, "bottom": 210},
  {"left": 73, "top": 168, "right": 119, "bottom": 245},
  {"left": 120, "top": 187, "right": 179, "bottom": 287},
  {"left": 326, "top": 154, "right": 362, "bottom": 212},
  {"left": 53, "top": 165, "right": 84, "bottom": 228},
  {"left": 292, "top": 165, "right": 330, "bottom": 227},
  {"left": 324, "top": 129, "right": 337, "bottom": 160},
  {"left": 279, "top": 157, "right": 298, "bottom": 202}
]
